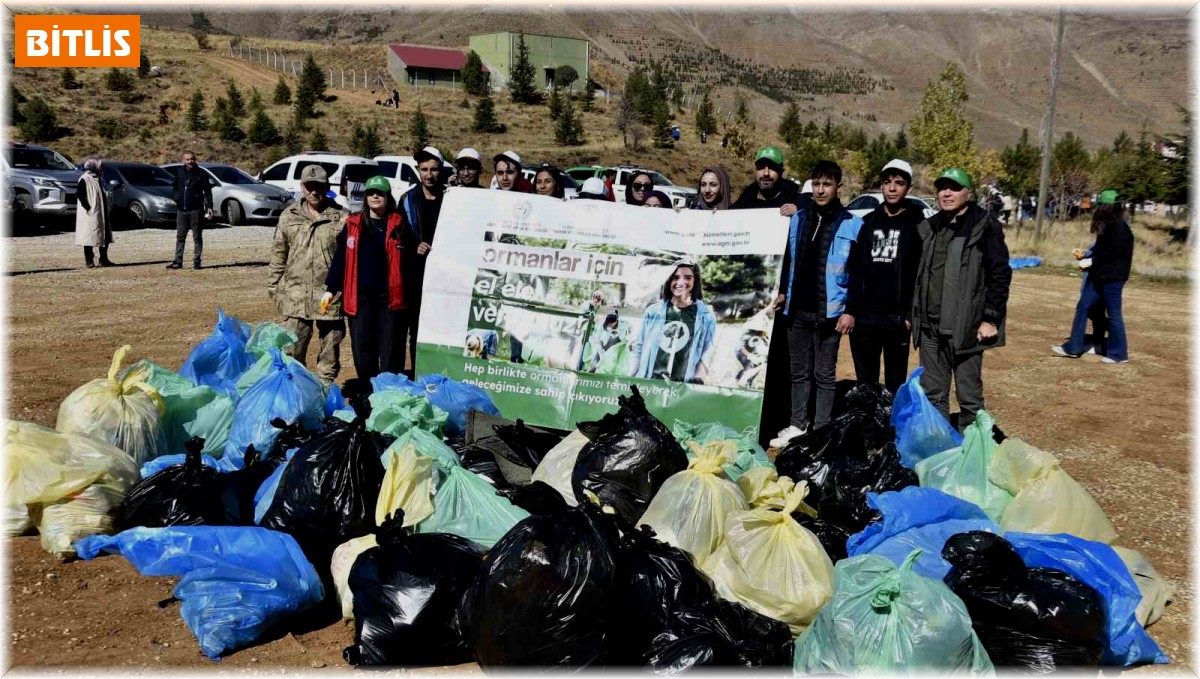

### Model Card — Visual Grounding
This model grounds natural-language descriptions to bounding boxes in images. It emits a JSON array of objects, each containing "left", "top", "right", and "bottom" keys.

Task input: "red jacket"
[
  {"left": 342, "top": 211, "right": 405, "bottom": 316},
  {"left": 604, "top": 177, "right": 616, "bottom": 202}
]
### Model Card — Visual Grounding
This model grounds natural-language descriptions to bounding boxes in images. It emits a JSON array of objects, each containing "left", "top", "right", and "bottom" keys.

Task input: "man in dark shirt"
[
  {"left": 167, "top": 150, "right": 214, "bottom": 270},
  {"left": 398, "top": 146, "right": 446, "bottom": 377},
  {"left": 732, "top": 146, "right": 802, "bottom": 213},
  {"left": 846, "top": 159, "right": 924, "bottom": 395}
]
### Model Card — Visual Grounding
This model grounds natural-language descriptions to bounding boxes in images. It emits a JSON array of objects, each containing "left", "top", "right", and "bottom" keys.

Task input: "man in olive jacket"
[
  {"left": 911, "top": 168, "right": 1011, "bottom": 431},
  {"left": 267, "top": 165, "right": 348, "bottom": 385}
]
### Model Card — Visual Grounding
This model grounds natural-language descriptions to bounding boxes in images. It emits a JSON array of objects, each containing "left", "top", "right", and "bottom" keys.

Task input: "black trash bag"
[
  {"left": 841, "top": 381, "right": 894, "bottom": 435},
  {"left": 217, "top": 444, "right": 286, "bottom": 525},
  {"left": 792, "top": 514, "right": 851, "bottom": 563},
  {"left": 942, "top": 531, "right": 1107, "bottom": 673},
  {"left": 571, "top": 386, "right": 688, "bottom": 524},
  {"left": 260, "top": 398, "right": 389, "bottom": 562},
  {"left": 644, "top": 599, "right": 794, "bottom": 672},
  {"left": 459, "top": 489, "right": 620, "bottom": 669},
  {"left": 492, "top": 418, "right": 563, "bottom": 469},
  {"left": 114, "top": 437, "right": 226, "bottom": 530},
  {"left": 460, "top": 410, "right": 559, "bottom": 488},
  {"left": 495, "top": 480, "right": 573, "bottom": 516},
  {"left": 607, "top": 524, "right": 716, "bottom": 665},
  {"left": 343, "top": 510, "right": 484, "bottom": 667}
]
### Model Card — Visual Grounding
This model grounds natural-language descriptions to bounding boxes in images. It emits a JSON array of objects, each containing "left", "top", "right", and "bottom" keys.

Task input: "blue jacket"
[
  {"left": 781, "top": 204, "right": 863, "bottom": 318},
  {"left": 633, "top": 300, "right": 717, "bottom": 382}
]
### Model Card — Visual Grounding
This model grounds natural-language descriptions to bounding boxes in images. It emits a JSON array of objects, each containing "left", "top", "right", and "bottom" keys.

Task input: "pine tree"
[
  {"left": 409, "top": 103, "right": 431, "bottom": 152},
  {"left": 248, "top": 87, "right": 265, "bottom": 114},
  {"left": 778, "top": 101, "right": 802, "bottom": 145},
  {"left": 60, "top": 68, "right": 82, "bottom": 90},
  {"left": 283, "top": 117, "right": 303, "bottom": 155},
  {"left": 999, "top": 128, "right": 1040, "bottom": 222},
  {"left": 212, "top": 100, "right": 245, "bottom": 142},
  {"left": 350, "top": 122, "right": 383, "bottom": 158},
  {"left": 17, "top": 97, "right": 57, "bottom": 141},
  {"left": 694, "top": 88, "right": 717, "bottom": 137},
  {"left": 555, "top": 93, "right": 584, "bottom": 146},
  {"left": 582, "top": 78, "right": 597, "bottom": 112},
  {"left": 226, "top": 79, "right": 246, "bottom": 118},
  {"left": 210, "top": 97, "right": 229, "bottom": 132},
  {"left": 248, "top": 109, "right": 281, "bottom": 145},
  {"left": 294, "top": 54, "right": 325, "bottom": 121},
  {"left": 273, "top": 76, "right": 292, "bottom": 105},
  {"left": 507, "top": 33, "right": 539, "bottom": 105},
  {"left": 909, "top": 62, "right": 979, "bottom": 177},
  {"left": 472, "top": 90, "right": 502, "bottom": 133},
  {"left": 461, "top": 50, "right": 488, "bottom": 97},
  {"left": 547, "top": 86, "right": 563, "bottom": 120},
  {"left": 104, "top": 67, "right": 134, "bottom": 92},
  {"left": 10, "top": 85, "right": 25, "bottom": 125},
  {"left": 187, "top": 89, "right": 207, "bottom": 132},
  {"left": 138, "top": 50, "right": 150, "bottom": 78},
  {"left": 894, "top": 126, "right": 908, "bottom": 153},
  {"left": 651, "top": 99, "right": 674, "bottom": 148},
  {"left": 308, "top": 128, "right": 329, "bottom": 152}
]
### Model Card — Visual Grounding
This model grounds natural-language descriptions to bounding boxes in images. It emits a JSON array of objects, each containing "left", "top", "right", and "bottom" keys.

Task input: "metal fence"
[{"left": 226, "top": 41, "right": 388, "bottom": 90}]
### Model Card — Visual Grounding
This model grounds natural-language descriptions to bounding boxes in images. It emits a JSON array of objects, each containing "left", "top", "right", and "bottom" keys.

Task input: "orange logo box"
[{"left": 14, "top": 15, "right": 140, "bottom": 67}]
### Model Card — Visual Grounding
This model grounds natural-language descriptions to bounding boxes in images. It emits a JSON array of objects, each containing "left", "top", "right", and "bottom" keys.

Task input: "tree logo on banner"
[
  {"left": 513, "top": 199, "right": 533, "bottom": 222},
  {"left": 659, "top": 320, "right": 691, "bottom": 377}
]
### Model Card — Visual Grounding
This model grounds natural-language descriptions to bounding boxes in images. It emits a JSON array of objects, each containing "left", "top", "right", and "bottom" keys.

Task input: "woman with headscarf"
[
  {"left": 534, "top": 164, "right": 566, "bottom": 199},
  {"left": 75, "top": 157, "right": 113, "bottom": 268},
  {"left": 643, "top": 190, "right": 673, "bottom": 209},
  {"left": 695, "top": 166, "right": 733, "bottom": 211},
  {"left": 625, "top": 171, "right": 654, "bottom": 206},
  {"left": 631, "top": 261, "right": 717, "bottom": 384}
]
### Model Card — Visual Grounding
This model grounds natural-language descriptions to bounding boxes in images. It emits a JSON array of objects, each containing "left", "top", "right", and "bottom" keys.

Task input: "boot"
[{"left": 98, "top": 247, "right": 114, "bottom": 267}]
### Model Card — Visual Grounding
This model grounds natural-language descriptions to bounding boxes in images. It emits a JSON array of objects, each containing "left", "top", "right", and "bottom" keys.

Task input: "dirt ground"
[{"left": 2, "top": 222, "right": 1193, "bottom": 672}]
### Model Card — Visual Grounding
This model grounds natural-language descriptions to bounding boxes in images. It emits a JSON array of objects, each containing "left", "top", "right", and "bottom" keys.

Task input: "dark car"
[{"left": 101, "top": 162, "right": 178, "bottom": 226}]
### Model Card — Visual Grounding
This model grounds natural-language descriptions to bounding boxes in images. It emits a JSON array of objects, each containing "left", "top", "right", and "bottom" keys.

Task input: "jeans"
[
  {"left": 918, "top": 326, "right": 984, "bottom": 431},
  {"left": 1064, "top": 279, "right": 1127, "bottom": 361},
  {"left": 850, "top": 317, "right": 911, "bottom": 396},
  {"left": 347, "top": 291, "right": 409, "bottom": 383},
  {"left": 787, "top": 311, "right": 841, "bottom": 429},
  {"left": 174, "top": 210, "right": 204, "bottom": 267}
]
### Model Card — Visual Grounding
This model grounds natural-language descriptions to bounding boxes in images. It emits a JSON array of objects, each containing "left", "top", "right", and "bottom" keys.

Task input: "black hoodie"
[
  {"left": 845, "top": 200, "right": 925, "bottom": 326},
  {"left": 731, "top": 177, "right": 801, "bottom": 210}
]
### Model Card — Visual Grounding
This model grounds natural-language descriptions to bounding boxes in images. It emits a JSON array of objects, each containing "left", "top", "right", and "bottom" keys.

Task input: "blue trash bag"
[
  {"left": 253, "top": 447, "right": 299, "bottom": 524},
  {"left": 179, "top": 308, "right": 254, "bottom": 399},
  {"left": 139, "top": 452, "right": 219, "bottom": 478},
  {"left": 1006, "top": 532, "right": 1168, "bottom": 667},
  {"left": 324, "top": 383, "right": 346, "bottom": 419},
  {"left": 74, "top": 526, "right": 324, "bottom": 660},
  {"left": 371, "top": 372, "right": 499, "bottom": 436},
  {"left": 1009, "top": 256, "right": 1043, "bottom": 270},
  {"left": 846, "top": 486, "right": 1001, "bottom": 580},
  {"left": 892, "top": 367, "right": 963, "bottom": 469},
  {"left": 221, "top": 349, "right": 324, "bottom": 470}
]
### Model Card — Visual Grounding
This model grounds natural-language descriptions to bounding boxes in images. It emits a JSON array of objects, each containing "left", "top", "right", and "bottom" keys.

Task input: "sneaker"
[
  {"left": 165, "top": 262, "right": 182, "bottom": 270},
  {"left": 770, "top": 424, "right": 809, "bottom": 449},
  {"left": 1085, "top": 346, "right": 1097, "bottom": 355},
  {"left": 1051, "top": 345, "right": 1081, "bottom": 358},
  {"left": 1101, "top": 356, "right": 1128, "bottom": 364}
]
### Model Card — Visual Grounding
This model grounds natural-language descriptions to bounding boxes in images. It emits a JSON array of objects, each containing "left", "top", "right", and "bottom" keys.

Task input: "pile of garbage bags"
[{"left": 4, "top": 315, "right": 1173, "bottom": 670}]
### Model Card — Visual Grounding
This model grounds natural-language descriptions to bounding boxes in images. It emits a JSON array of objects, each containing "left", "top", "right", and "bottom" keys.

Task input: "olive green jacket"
[{"left": 268, "top": 199, "right": 347, "bottom": 320}]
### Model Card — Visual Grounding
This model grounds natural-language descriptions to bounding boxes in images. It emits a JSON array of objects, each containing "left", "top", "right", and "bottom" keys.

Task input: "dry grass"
[{"left": 1005, "top": 213, "right": 1191, "bottom": 277}]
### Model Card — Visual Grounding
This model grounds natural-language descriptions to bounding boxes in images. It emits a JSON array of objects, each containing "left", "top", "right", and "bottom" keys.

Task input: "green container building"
[{"left": 469, "top": 32, "right": 589, "bottom": 92}]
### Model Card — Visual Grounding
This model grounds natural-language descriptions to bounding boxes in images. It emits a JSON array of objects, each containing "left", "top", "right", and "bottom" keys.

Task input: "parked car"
[
  {"left": 101, "top": 162, "right": 178, "bottom": 225},
  {"left": 519, "top": 166, "right": 580, "bottom": 200},
  {"left": 565, "top": 165, "right": 606, "bottom": 183},
  {"left": 3, "top": 141, "right": 81, "bottom": 217},
  {"left": 610, "top": 165, "right": 697, "bottom": 208},
  {"left": 846, "top": 192, "right": 937, "bottom": 220},
  {"left": 160, "top": 162, "right": 291, "bottom": 225},
  {"left": 256, "top": 152, "right": 376, "bottom": 210}
]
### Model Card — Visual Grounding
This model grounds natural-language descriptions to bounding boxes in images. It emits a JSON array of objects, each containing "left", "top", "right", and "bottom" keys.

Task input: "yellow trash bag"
[
  {"left": 530, "top": 429, "right": 590, "bottom": 507},
  {"left": 375, "top": 444, "right": 437, "bottom": 529},
  {"left": 989, "top": 438, "right": 1118, "bottom": 544},
  {"left": 1113, "top": 546, "right": 1173, "bottom": 628},
  {"left": 736, "top": 466, "right": 796, "bottom": 510},
  {"left": 4, "top": 420, "right": 139, "bottom": 557},
  {"left": 56, "top": 345, "right": 166, "bottom": 466},
  {"left": 331, "top": 534, "right": 378, "bottom": 621},
  {"left": 702, "top": 481, "right": 834, "bottom": 635},
  {"left": 638, "top": 440, "right": 749, "bottom": 565}
]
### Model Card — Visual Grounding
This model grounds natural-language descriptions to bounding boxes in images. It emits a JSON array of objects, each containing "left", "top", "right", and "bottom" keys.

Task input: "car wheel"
[
  {"left": 128, "top": 200, "right": 147, "bottom": 226},
  {"left": 224, "top": 199, "right": 244, "bottom": 226}
]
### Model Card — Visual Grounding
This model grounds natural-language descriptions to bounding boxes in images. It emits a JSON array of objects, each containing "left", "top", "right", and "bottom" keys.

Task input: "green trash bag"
[
  {"left": 123, "top": 360, "right": 234, "bottom": 457},
  {"left": 246, "top": 322, "right": 298, "bottom": 360},
  {"left": 377, "top": 428, "right": 529, "bottom": 549},
  {"left": 365, "top": 390, "right": 449, "bottom": 437},
  {"left": 914, "top": 411, "right": 1013, "bottom": 521},
  {"left": 672, "top": 420, "right": 774, "bottom": 482},
  {"left": 793, "top": 549, "right": 995, "bottom": 676}
]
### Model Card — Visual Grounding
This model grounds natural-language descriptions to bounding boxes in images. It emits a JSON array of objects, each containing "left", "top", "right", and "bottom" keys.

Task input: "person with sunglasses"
[{"left": 625, "top": 171, "right": 655, "bottom": 206}]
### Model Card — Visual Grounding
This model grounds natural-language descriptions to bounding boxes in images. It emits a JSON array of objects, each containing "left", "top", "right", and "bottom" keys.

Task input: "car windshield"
[
  {"left": 206, "top": 165, "right": 257, "bottom": 185},
  {"left": 375, "top": 161, "right": 399, "bottom": 178},
  {"left": 646, "top": 171, "right": 673, "bottom": 187},
  {"left": 8, "top": 148, "right": 74, "bottom": 171},
  {"left": 122, "top": 166, "right": 174, "bottom": 187},
  {"left": 848, "top": 195, "right": 880, "bottom": 211}
]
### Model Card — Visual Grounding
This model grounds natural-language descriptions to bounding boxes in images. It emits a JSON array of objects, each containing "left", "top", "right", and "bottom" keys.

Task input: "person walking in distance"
[
  {"left": 167, "top": 150, "right": 213, "bottom": 270},
  {"left": 911, "top": 168, "right": 1012, "bottom": 430},
  {"left": 267, "top": 164, "right": 348, "bottom": 385},
  {"left": 398, "top": 146, "right": 447, "bottom": 377},
  {"left": 75, "top": 157, "right": 113, "bottom": 268},
  {"left": 846, "top": 159, "right": 924, "bottom": 396}
]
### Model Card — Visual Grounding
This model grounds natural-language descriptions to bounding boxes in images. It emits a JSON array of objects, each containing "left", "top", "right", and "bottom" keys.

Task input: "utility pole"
[{"left": 1034, "top": 8, "right": 1066, "bottom": 242}]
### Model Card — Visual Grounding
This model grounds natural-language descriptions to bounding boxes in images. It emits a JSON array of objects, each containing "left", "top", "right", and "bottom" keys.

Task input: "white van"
[
  {"left": 256, "top": 152, "right": 377, "bottom": 210},
  {"left": 372, "top": 155, "right": 454, "bottom": 204}
]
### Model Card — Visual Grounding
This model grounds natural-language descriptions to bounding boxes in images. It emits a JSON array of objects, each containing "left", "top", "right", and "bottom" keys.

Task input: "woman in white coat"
[{"left": 75, "top": 157, "right": 113, "bottom": 268}]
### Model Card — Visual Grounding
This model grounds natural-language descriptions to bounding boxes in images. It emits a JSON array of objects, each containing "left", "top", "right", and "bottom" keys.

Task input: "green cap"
[
  {"left": 363, "top": 175, "right": 391, "bottom": 194},
  {"left": 1097, "top": 189, "right": 1119, "bottom": 204},
  {"left": 934, "top": 167, "right": 973, "bottom": 190},
  {"left": 754, "top": 146, "right": 784, "bottom": 167}
]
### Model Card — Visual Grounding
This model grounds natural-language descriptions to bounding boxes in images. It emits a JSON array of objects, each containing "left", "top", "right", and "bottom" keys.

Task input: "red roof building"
[{"left": 386, "top": 43, "right": 488, "bottom": 89}]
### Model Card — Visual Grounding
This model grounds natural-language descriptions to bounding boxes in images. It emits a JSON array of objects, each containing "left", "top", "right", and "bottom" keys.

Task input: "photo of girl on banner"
[{"left": 631, "top": 261, "right": 718, "bottom": 384}]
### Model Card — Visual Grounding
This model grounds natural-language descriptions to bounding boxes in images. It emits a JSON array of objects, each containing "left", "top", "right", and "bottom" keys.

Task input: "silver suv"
[{"left": 3, "top": 141, "right": 80, "bottom": 217}]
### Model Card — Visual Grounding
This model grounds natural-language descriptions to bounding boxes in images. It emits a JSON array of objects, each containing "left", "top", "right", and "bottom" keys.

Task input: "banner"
[{"left": 417, "top": 188, "right": 789, "bottom": 439}]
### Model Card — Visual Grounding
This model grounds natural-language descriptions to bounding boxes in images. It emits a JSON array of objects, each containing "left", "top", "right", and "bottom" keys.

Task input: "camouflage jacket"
[{"left": 268, "top": 199, "right": 348, "bottom": 320}]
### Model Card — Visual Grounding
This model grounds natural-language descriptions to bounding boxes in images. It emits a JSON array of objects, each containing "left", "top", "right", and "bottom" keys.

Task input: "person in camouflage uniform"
[{"left": 267, "top": 164, "right": 347, "bottom": 384}]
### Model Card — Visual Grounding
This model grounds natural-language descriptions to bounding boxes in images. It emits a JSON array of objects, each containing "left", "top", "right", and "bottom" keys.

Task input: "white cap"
[
  {"left": 801, "top": 179, "right": 813, "bottom": 194},
  {"left": 493, "top": 150, "right": 522, "bottom": 167},
  {"left": 414, "top": 146, "right": 443, "bottom": 164},
  {"left": 881, "top": 158, "right": 913, "bottom": 180},
  {"left": 456, "top": 147, "right": 481, "bottom": 164},
  {"left": 581, "top": 177, "right": 607, "bottom": 195}
]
